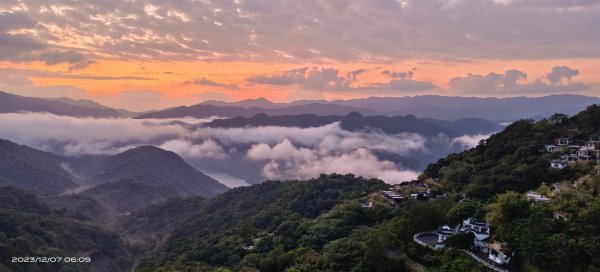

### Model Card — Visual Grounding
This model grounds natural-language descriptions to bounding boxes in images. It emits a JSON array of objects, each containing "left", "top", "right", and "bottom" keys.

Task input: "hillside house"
[
  {"left": 488, "top": 242, "right": 511, "bottom": 265},
  {"left": 555, "top": 138, "right": 571, "bottom": 145},
  {"left": 381, "top": 191, "right": 404, "bottom": 205},
  {"left": 460, "top": 218, "right": 491, "bottom": 251},
  {"left": 545, "top": 135, "right": 600, "bottom": 165},
  {"left": 586, "top": 140, "right": 599, "bottom": 149},
  {"left": 435, "top": 225, "right": 454, "bottom": 250},
  {"left": 361, "top": 200, "right": 373, "bottom": 208},
  {"left": 545, "top": 145, "right": 562, "bottom": 153},
  {"left": 410, "top": 189, "right": 431, "bottom": 199},
  {"left": 526, "top": 191, "right": 550, "bottom": 202},
  {"left": 550, "top": 160, "right": 568, "bottom": 169}
]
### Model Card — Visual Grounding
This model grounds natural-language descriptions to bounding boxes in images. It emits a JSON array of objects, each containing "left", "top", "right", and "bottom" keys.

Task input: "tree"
[
  {"left": 322, "top": 238, "right": 366, "bottom": 271},
  {"left": 486, "top": 192, "right": 530, "bottom": 226}
]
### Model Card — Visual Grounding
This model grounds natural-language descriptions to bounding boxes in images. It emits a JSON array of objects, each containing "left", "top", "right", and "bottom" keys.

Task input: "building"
[
  {"left": 361, "top": 200, "right": 373, "bottom": 208},
  {"left": 545, "top": 145, "right": 561, "bottom": 153},
  {"left": 526, "top": 191, "right": 550, "bottom": 202},
  {"left": 381, "top": 191, "right": 404, "bottom": 205},
  {"left": 410, "top": 189, "right": 430, "bottom": 200},
  {"left": 555, "top": 138, "right": 571, "bottom": 146},
  {"left": 545, "top": 135, "right": 600, "bottom": 165},
  {"left": 550, "top": 160, "right": 568, "bottom": 169},
  {"left": 459, "top": 218, "right": 490, "bottom": 251},
  {"left": 434, "top": 225, "right": 454, "bottom": 250},
  {"left": 585, "top": 140, "right": 599, "bottom": 149},
  {"left": 488, "top": 242, "right": 511, "bottom": 264}
]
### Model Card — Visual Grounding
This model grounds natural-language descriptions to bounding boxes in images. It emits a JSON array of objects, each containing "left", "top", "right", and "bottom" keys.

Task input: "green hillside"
[
  {"left": 124, "top": 105, "right": 600, "bottom": 272},
  {"left": 0, "top": 139, "right": 76, "bottom": 192},
  {"left": 0, "top": 187, "right": 132, "bottom": 272}
]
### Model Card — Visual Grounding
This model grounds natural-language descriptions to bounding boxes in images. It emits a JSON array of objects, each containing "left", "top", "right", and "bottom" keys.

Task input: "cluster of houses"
[
  {"left": 425, "top": 218, "right": 511, "bottom": 265},
  {"left": 546, "top": 136, "right": 600, "bottom": 169},
  {"left": 379, "top": 181, "right": 446, "bottom": 205}
]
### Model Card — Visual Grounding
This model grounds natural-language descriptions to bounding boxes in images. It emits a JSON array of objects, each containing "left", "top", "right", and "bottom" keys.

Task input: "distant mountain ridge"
[
  {"left": 205, "top": 112, "right": 503, "bottom": 137},
  {"left": 136, "top": 102, "right": 377, "bottom": 119},
  {"left": 44, "top": 97, "right": 138, "bottom": 117},
  {"left": 0, "top": 91, "right": 123, "bottom": 117},
  {"left": 332, "top": 94, "right": 600, "bottom": 121},
  {"left": 192, "top": 94, "right": 600, "bottom": 121},
  {"left": 2, "top": 91, "right": 598, "bottom": 121}
]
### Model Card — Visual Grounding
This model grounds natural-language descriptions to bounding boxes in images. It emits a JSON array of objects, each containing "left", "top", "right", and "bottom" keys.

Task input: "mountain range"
[
  {"left": 2, "top": 91, "right": 599, "bottom": 121},
  {"left": 138, "top": 94, "right": 600, "bottom": 121},
  {"left": 205, "top": 112, "right": 502, "bottom": 138}
]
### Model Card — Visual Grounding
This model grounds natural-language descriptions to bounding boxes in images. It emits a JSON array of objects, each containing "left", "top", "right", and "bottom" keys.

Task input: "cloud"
[
  {"left": 0, "top": 12, "right": 45, "bottom": 60},
  {"left": 247, "top": 67, "right": 353, "bottom": 91},
  {"left": 160, "top": 139, "right": 229, "bottom": 159},
  {"left": 347, "top": 69, "right": 367, "bottom": 81},
  {"left": 184, "top": 77, "right": 238, "bottom": 90},
  {"left": 248, "top": 66, "right": 436, "bottom": 94},
  {"left": 0, "top": 73, "right": 88, "bottom": 99},
  {"left": 0, "top": 68, "right": 153, "bottom": 81},
  {"left": 451, "top": 134, "right": 492, "bottom": 148},
  {"left": 546, "top": 66, "right": 579, "bottom": 85},
  {"left": 2, "top": 1, "right": 599, "bottom": 63},
  {"left": 360, "top": 79, "right": 437, "bottom": 93},
  {"left": 247, "top": 138, "right": 316, "bottom": 162},
  {"left": 0, "top": 113, "right": 434, "bottom": 184},
  {"left": 257, "top": 145, "right": 420, "bottom": 184},
  {"left": 382, "top": 69, "right": 415, "bottom": 79},
  {"left": 0, "top": 12, "right": 92, "bottom": 69},
  {"left": 449, "top": 66, "right": 588, "bottom": 95}
]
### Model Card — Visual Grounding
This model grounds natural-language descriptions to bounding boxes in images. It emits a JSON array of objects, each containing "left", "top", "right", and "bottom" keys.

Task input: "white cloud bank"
[{"left": 0, "top": 112, "right": 482, "bottom": 184}]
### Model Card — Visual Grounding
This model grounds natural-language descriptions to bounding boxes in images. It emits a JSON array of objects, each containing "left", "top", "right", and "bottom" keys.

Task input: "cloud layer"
[
  {"left": 0, "top": 112, "right": 483, "bottom": 184},
  {"left": 449, "top": 66, "right": 587, "bottom": 95},
  {"left": 1, "top": 1, "right": 599, "bottom": 62}
]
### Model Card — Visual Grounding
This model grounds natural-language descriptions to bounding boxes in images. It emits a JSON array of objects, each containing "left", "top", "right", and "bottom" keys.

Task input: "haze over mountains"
[
  {"left": 2, "top": 91, "right": 599, "bottom": 121},
  {"left": 204, "top": 112, "right": 502, "bottom": 138},
  {"left": 0, "top": 139, "right": 227, "bottom": 213}
]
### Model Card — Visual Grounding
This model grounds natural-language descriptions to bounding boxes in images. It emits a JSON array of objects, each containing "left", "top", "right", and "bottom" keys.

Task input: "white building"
[
  {"left": 526, "top": 191, "right": 550, "bottom": 202},
  {"left": 550, "top": 160, "right": 568, "bottom": 169},
  {"left": 545, "top": 145, "right": 561, "bottom": 153},
  {"left": 460, "top": 218, "right": 490, "bottom": 251},
  {"left": 488, "top": 242, "right": 511, "bottom": 264},
  {"left": 435, "top": 225, "right": 454, "bottom": 250}
]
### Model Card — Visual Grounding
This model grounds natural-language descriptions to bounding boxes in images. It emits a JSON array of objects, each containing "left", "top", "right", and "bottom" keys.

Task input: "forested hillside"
[
  {"left": 124, "top": 105, "right": 600, "bottom": 272},
  {"left": 0, "top": 187, "right": 132, "bottom": 272}
]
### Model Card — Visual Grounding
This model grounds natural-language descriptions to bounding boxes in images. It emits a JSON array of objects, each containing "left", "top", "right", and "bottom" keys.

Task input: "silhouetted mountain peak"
[
  {"left": 84, "top": 145, "right": 228, "bottom": 199},
  {"left": 345, "top": 111, "right": 364, "bottom": 119}
]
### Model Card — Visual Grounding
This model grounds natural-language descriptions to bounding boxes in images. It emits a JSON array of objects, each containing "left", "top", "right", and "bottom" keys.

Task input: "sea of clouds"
[{"left": 0, "top": 112, "right": 490, "bottom": 186}]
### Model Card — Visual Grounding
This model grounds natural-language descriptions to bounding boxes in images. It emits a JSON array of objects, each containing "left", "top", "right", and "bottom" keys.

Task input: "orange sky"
[{"left": 3, "top": 58, "right": 596, "bottom": 110}]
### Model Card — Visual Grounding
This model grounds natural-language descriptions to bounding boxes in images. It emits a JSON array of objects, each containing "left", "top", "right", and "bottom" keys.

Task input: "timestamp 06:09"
[{"left": 12, "top": 256, "right": 92, "bottom": 263}]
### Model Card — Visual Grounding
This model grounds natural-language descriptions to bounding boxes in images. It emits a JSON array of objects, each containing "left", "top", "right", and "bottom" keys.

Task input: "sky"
[{"left": 1, "top": 0, "right": 599, "bottom": 111}]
